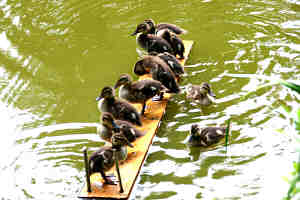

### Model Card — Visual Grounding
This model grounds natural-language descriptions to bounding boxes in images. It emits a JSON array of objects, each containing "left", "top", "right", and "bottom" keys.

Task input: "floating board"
[{"left": 79, "top": 40, "right": 194, "bottom": 199}]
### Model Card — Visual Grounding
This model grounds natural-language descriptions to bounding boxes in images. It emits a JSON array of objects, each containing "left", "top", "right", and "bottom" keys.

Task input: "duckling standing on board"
[
  {"left": 134, "top": 55, "right": 180, "bottom": 96},
  {"left": 188, "top": 124, "right": 226, "bottom": 147},
  {"left": 185, "top": 82, "right": 216, "bottom": 106},
  {"left": 98, "top": 112, "right": 144, "bottom": 143},
  {"left": 149, "top": 51, "right": 184, "bottom": 78},
  {"left": 158, "top": 29, "right": 185, "bottom": 59},
  {"left": 89, "top": 132, "right": 134, "bottom": 185},
  {"left": 131, "top": 22, "right": 174, "bottom": 55},
  {"left": 114, "top": 74, "right": 168, "bottom": 115},
  {"left": 144, "top": 19, "right": 187, "bottom": 35},
  {"left": 96, "top": 86, "right": 142, "bottom": 126}
]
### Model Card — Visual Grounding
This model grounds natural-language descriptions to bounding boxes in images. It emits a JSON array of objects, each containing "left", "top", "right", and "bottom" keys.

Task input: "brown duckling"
[
  {"left": 158, "top": 29, "right": 185, "bottom": 59},
  {"left": 134, "top": 55, "right": 180, "bottom": 94},
  {"left": 96, "top": 86, "right": 142, "bottom": 126},
  {"left": 114, "top": 74, "right": 168, "bottom": 115},
  {"left": 98, "top": 112, "right": 144, "bottom": 143},
  {"left": 131, "top": 22, "right": 174, "bottom": 55},
  {"left": 188, "top": 124, "right": 226, "bottom": 147},
  {"left": 149, "top": 51, "right": 184, "bottom": 77},
  {"left": 185, "top": 83, "right": 216, "bottom": 106},
  {"left": 144, "top": 19, "right": 187, "bottom": 35},
  {"left": 89, "top": 132, "right": 133, "bottom": 185}
]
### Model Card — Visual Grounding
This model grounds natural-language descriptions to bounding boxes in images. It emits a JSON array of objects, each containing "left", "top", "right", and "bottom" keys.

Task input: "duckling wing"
[
  {"left": 158, "top": 53, "right": 184, "bottom": 75},
  {"left": 116, "top": 100, "right": 142, "bottom": 126},
  {"left": 147, "top": 35, "right": 174, "bottom": 54},
  {"left": 154, "top": 68, "right": 180, "bottom": 93},
  {"left": 201, "top": 127, "right": 225, "bottom": 145},
  {"left": 157, "top": 23, "right": 187, "bottom": 35}
]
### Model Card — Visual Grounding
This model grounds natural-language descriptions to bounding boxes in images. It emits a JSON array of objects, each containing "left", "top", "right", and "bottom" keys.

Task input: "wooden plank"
[{"left": 79, "top": 40, "right": 194, "bottom": 199}]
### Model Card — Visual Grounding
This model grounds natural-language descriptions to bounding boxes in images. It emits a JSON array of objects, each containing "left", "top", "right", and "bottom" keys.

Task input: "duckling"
[
  {"left": 131, "top": 22, "right": 174, "bottom": 55},
  {"left": 96, "top": 86, "right": 142, "bottom": 126},
  {"left": 158, "top": 29, "right": 185, "bottom": 59},
  {"left": 134, "top": 55, "right": 180, "bottom": 94},
  {"left": 144, "top": 19, "right": 187, "bottom": 35},
  {"left": 114, "top": 74, "right": 167, "bottom": 115},
  {"left": 149, "top": 52, "right": 184, "bottom": 77},
  {"left": 98, "top": 112, "right": 144, "bottom": 143},
  {"left": 89, "top": 132, "right": 133, "bottom": 185},
  {"left": 188, "top": 124, "right": 226, "bottom": 147},
  {"left": 185, "top": 82, "right": 216, "bottom": 106}
]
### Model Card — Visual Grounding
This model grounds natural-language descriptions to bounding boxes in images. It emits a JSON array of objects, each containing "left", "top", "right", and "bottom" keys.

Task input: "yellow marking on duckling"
[{"left": 79, "top": 40, "right": 193, "bottom": 199}]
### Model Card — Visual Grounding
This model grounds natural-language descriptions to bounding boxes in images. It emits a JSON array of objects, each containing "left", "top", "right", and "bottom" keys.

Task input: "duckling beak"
[
  {"left": 96, "top": 95, "right": 102, "bottom": 101},
  {"left": 127, "top": 141, "right": 134, "bottom": 148},
  {"left": 123, "top": 135, "right": 134, "bottom": 148},
  {"left": 112, "top": 121, "right": 120, "bottom": 133},
  {"left": 114, "top": 81, "right": 121, "bottom": 89},
  {"left": 131, "top": 30, "right": 138, "bottom": 36},
  {"left": 208, "top": 90, "right": 216, "bottom": 98}
]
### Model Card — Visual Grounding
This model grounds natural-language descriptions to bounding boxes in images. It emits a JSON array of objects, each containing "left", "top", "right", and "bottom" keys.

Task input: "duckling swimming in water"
[
  {"left": 158, "top": 29, "right": 185, "bottom": 59},
  {"left": 89, "top": 132, "right": 133, "bottom": 185},
  {"left": 114, "top": 74, "right": 168, "bottom": 115},
  {"left": 98, "top": 112, "right": 144, "bottom": 143},
  {"left": 131, "top": 22, "right": 174, "bottom": 55},
  {"left": 96, "top": 86, "right": 142, "bottom": 126},
  {"left": 188, "top": 124, "right": 226, "bottom": 147},
  {"left": 134, "top": 55, "right": 180, "bottom": 94},
  {"left": 149, "top": 52, "right": 184, "bottom": 77},
  {"left": 185, "top": 82, "right": 216, "bottom": 106},
  {"left": 144, "top": 19, "right": 187, "bottom": 35}
]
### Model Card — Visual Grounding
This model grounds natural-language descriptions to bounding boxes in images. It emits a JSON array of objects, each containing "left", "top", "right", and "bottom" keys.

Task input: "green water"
[{"left": 0, "top": 0, "right": 299, "bottom": 199}]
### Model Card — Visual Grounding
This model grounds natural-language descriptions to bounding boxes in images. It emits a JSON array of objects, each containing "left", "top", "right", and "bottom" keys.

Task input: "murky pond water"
[{"left": 0, "top": 0, "right": 299, "bottom": 199}]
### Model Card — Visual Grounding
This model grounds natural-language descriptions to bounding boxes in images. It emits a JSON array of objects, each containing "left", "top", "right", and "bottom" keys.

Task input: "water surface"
[{"left": 0, "top": 0, "right": 299, "bottom": 199}]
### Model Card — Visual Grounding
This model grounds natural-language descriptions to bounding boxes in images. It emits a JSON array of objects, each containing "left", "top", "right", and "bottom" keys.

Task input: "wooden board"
[{"left": 79, "top": 40, "right": 194, "bottom": 199}]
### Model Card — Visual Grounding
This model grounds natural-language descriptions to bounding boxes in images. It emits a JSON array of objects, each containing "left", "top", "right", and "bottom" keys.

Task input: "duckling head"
[
  {"left": 101, "top": 112, "right": 120, "bottom": 130},
  {"left": 190, "top": 124, "right": 201, "bottom": 137},
  {"left": 114, "top": 74, "right": 132, "bottom": 89},
  {"left": 144, "top": 19, "right": 155, "bottom": 27},
  {"left": 96, "top": 86, "right": 114, "bottom": 101},
  {"left": 134, "top": 59, "right": 148, "bottom": 75},
  {"left": 111, "top": 132, "right": 134, "bottom": 149},
  {"left": 131, "top": 22, "right": 151, "bottom": 36},
  {"left": 200, "top": 82, "right": 216, "bottom": 98}
]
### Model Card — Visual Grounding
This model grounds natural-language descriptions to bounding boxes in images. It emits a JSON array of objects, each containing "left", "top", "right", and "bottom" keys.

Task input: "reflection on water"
[{"left": 0, "top": 0, "right": 299, "bottom": 199}]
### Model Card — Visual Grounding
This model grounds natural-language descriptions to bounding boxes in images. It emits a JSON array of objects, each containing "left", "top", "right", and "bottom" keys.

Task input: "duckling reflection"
[
  {"left": 185, "top": 82, "right": 216, "bottom": 106},
  {"left": 114, "top": 74, "right": 168, "bottom": 115},
  {"left": 96, "top": 86, "right": 142, "bottom": 126}
]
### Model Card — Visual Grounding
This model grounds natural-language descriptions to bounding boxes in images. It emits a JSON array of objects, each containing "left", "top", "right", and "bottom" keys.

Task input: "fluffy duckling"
[
  {"left": 96, "top": 86, "right": 142, "bottom": 126},
  {"left": 158, "top": 29, "right": 185, "bottom": 59},
  {"left": 114, "top": 74, "right": 168, "bottom": 115},
  {"left": 149, "top": 52, "right": 184, "bottom": 77},
  {"left": 89, "top": 132, "right": 133, "bottom": 185},
  {"left": 144, "top": 19, "right": 187, "bottom": 35},
  {"left": 134, "top": 55, "right": 180, "bottom": 94},
  {"left": 98, "top": 112, "right": 144, "bottom": 143},
  {"left": 185, "top": 83, "right": 216, "bottom": 106},
  {"left": 188, "top": 124, "right": 226, "bottom": 147},
  {"left": 131, "top": 22, "right": 174, "bottom": 54}
]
